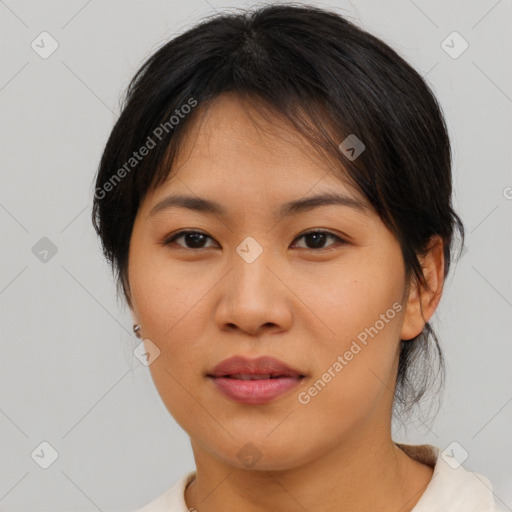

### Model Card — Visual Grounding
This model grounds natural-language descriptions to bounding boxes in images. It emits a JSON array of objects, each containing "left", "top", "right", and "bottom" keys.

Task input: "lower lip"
[{"left": 209, "top": 376, "right": 303, "bottom": 404}]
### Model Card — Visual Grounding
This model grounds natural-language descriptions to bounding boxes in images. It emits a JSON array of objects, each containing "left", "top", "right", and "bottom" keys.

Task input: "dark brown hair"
[{"left": 91, "top": 3, "right": 465, "bottom": 420}]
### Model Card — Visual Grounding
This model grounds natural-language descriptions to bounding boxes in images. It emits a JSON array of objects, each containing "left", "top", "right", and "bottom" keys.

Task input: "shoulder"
[
  {"left": 396, "top": 443, "right": 501, "bottom": 512},
  {"left": 133, "top": 471, "right": 196, "bottom": 512}
]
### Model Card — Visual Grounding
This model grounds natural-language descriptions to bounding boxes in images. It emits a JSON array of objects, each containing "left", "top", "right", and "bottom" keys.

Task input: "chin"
[{"left": 208, "top": 438, "right": 314, "bottom": 472}]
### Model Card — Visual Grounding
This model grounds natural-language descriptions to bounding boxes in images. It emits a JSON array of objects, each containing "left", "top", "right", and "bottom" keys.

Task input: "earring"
[{"left": 133, "top": 324, "right": 142, "bottom": 338}]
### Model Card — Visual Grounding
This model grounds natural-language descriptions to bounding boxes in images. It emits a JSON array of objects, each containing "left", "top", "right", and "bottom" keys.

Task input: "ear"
[
  {"left": 131, "top": 311, "right": 142, "bottom": 339},
  {"left": 400, "top": 235, "right": 445, "bottom": 341},
  {"left": 130, "top": 307, "right": 140, "bottom": 327},
  {"left": 129, "top": 299, "right": 140, "bottom": 331}
]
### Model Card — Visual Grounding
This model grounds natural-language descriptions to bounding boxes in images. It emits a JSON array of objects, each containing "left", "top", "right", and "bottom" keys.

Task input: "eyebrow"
[{"left": 148, "top": 191, "right": 370, "bottom": 219}]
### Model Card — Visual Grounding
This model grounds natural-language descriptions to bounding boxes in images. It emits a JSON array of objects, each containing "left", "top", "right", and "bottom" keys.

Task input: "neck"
[{"left": 185, "top": 432, "right": 433, "bottom": 512}]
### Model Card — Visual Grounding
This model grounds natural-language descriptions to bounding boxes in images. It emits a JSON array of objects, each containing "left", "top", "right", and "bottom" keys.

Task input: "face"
[{"left": 128, "top": 93, "right": 417, "bottom": 470}]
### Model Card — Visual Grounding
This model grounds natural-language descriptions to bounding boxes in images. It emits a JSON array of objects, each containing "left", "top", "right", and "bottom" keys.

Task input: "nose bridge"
[
  {"left": 214, "top": 234, "right": 290, "bottom": 334},
  {"left": 232, "top": 234, "right": 273, "bottom": 295}
]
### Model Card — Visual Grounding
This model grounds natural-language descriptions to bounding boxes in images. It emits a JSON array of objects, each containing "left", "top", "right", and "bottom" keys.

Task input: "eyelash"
[{"left": 162, "top": 229, "right": 348, "bottom": 252}]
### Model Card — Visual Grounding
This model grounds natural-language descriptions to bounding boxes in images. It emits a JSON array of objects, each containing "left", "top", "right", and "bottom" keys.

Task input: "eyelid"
[
  {"left": 292, "top": 229, "right": 348, "bottom": 249},
  {"left": 163, "top": 229, "right": 218, "bottom": 248}
]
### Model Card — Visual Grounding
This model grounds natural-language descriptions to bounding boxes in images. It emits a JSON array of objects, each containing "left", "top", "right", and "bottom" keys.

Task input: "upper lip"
[{"left": 207, "top": 355, "right": 305, "bottom": 378}]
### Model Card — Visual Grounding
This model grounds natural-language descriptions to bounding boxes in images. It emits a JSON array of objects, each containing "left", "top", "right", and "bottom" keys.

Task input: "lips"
[
  {"left": 207, "top": 355, "right": 305, "bottom": 379},
  {"left": 206, "top": 355, "right": 306, "bottom": 404},
  {"left": 224, "top": 373, "right": 284, "bottom": 380}
]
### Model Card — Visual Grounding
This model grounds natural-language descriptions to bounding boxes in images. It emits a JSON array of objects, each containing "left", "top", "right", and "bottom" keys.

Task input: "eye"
[
  {"left": 163, "top": 229, "right": 347, "bottom": 251},
  {"left": 291, "top": 230, "right": 347, "bottom": 251},
  {"left": 163, "top": 230, "right": 217, "bottom": 249}
]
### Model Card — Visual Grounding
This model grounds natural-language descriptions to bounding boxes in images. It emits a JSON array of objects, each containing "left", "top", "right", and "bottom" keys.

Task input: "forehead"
[
  {"left": 137, "top": 93, "right": 375, "bottom": 230},
  {"left": 162, "top": 92, "right": 361, "bottom": 195}
]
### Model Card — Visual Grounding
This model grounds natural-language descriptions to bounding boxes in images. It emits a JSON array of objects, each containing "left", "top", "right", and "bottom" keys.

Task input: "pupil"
[
  {"left": 187, "top": 233, "right": 206, "bottom": 248},
  {"left": 306, "top": 232, "right": 326, "bottom": 249}
]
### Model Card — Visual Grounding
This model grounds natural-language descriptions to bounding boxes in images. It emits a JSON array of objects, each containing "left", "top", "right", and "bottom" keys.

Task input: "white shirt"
[{"left": 135, "top": 443, "right": 502, "bottom": 511}]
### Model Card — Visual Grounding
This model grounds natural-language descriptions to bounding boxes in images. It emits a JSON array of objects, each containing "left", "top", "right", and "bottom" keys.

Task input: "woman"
[{"left": 92, "top": 4, "right": 501, "bottom": 511}]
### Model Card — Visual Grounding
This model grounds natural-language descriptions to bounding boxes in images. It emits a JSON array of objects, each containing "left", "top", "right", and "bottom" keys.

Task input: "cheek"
[
  {"left": 297, "top": 254, "right": 404, "bottom": 403},
  {"left": 294, "top": 301, "right": 401, "bottom": 441},
  {"left": 129, "top": 245, "right": 207, "bottom": 338},
  {"left": 128, "top": 248, "right": 223, "bottom": 408},
  {"left": 301, "top": 251, "right": 404, "bottom": 339}
]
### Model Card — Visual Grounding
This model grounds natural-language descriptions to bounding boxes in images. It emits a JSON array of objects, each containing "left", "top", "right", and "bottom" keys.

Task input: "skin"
[{"left": 127, "top": 92, "right": 445, "bottom": 512}]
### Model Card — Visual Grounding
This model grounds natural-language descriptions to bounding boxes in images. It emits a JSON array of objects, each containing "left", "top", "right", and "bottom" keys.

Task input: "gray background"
[{"left": 1, "top": 0, "right": 511, "bottom": 510}]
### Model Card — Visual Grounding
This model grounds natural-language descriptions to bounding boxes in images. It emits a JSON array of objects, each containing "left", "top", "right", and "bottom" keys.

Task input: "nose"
[{"left": 214, "top": 244, "right": 293, "bottom": 336}]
